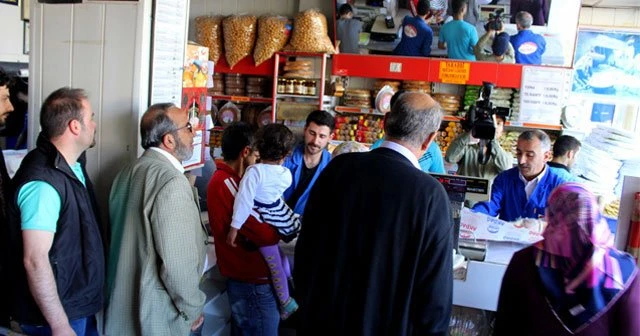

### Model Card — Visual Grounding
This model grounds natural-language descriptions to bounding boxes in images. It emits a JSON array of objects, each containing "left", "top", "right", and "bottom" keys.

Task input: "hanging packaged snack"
[
  {"left": 254, "top": 15, "right": 291, "bottom": 66},
  {"left": 195, "top": 16, "right": 224, "bottom": 63},
  {"left": 218, "top": 101, "right": 241, "bottom": 126},
  {"left": 284, "top": 9, "right": 335, "bottom": 54},
  {"left": 223, "top": 15, "right": 258, "bottom": 68},
  {"left": 256, "top": 106, "right": 273, "bottom": 127}
]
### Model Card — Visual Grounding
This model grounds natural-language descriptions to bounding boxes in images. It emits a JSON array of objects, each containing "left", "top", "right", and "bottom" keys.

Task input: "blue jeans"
[
  {"left": 226, "top": 279, "right": 279, "bottom": 336},
  {"left": 19, "top": 316, "right": 98, "bottom": 336}
]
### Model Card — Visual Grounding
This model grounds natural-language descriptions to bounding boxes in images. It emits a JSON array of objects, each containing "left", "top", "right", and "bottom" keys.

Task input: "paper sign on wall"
[
  {"left": 439, "top": 61, "right": 470, "bottom": 84},
  {"left": 519, "top": 66, "right": 572, "bottom": 125}
]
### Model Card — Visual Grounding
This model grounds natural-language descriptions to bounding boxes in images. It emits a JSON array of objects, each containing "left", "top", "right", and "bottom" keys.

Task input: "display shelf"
[
  {"left": 505, "top": 121, "right": 562, "bottom": 131},
  {"left": 443, "top": 115, "right": 464, "bottom": 122},
  {"left": 440, "top": 115, "right": 561, "bottom": 131},
  {"left": 209, "top": 94, "right": 272, "bottom": 103},
  {"left": 276, "top": 94, "right": 320, "bottom": 99},
  {"left": 332, "top": 54, "right": 523, "bottom": 89},
  {"left": 334, "top": 106, "right": 385, "bottom": 115},
  {"left": 272, "top": 52, "right": 328, "bottom": 123},
  {"left": 214, "top": 55, "right": 274, "bottom": 76}
]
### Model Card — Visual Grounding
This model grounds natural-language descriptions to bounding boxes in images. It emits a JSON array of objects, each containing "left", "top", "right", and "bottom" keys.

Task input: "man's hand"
[
  {"left": 191, "top": 314, "right": 204, "bottom": 331},
  {"left": 227, "top": 228, "right": 239, "bottom": 247},
  {"left": 51, "top": 323, "right": 76, "bottom": 336}
]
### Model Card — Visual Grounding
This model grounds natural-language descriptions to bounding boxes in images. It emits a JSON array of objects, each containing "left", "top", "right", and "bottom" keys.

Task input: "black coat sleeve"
[{"left": 411, "top": 187, "right": 454, "bottom": 336}]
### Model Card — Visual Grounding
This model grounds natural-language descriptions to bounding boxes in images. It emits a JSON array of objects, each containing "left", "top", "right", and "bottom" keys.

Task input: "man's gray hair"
[
  {"left": 384, "top": 92, "right": 443, "bottom": 148},
  {"left": 516, "top": 11, "right": 533, "bottom": 29},
  {"left": 140, "top": 103, "right": 178, "bottom": 149},
  {"left": 518, "top": 129, "right": 551, "bottom": 152}
]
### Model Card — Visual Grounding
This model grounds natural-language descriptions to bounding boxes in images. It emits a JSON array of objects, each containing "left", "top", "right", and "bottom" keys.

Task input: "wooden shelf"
[
  {"left": 334, "top": 106, "right": 385, "bottom": 116},
  {"left": 443, "top": 115, "right": 464, "bottom": 122},
  {"left": 440, "top": 115, "right": 561, "bottom": 130},
  {"left": 276, "top": 94, "right": 320, "bottom": 99},
  {"left": 505, "top": 121, "right": 562, "bottom": 131},
  {"left": 209, "top": 94, "right": 272, "bottom": 103}
]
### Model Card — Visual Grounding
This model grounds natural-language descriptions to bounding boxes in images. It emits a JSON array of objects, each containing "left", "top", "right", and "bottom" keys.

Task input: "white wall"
[
  {"left": 579, "top": 7, "right": 640, "bottom": 27},
  {"left": 30, "top": 1, "right": 151, "bottom": 218},
  {"left": 0, "top": 3, "right": 29, "bottom": 63}
]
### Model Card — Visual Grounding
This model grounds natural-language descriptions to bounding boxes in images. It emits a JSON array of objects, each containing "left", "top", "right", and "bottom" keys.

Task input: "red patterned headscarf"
[{"left": 535, "top": 183, "right": 623, "bottom": 293}]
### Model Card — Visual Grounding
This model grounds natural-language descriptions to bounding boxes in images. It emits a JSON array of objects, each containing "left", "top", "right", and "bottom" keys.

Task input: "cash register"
[{"left": 432, "top": 173, "right": 490, "bottom": 260}]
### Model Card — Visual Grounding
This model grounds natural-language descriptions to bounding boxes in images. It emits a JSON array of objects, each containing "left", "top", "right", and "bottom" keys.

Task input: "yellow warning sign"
[{"left": 439, "top": 61, "right": 470, "bottom": 84}]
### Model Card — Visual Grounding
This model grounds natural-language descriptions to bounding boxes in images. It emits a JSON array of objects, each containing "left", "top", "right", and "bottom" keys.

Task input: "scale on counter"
[{"left": 431, "top": 174, "right": 489, "bottom": 259}]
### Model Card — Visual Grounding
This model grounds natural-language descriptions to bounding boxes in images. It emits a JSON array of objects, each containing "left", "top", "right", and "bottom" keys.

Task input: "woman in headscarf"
[{"left": 494, "top": 183, "right": 640, "bottom": 336}]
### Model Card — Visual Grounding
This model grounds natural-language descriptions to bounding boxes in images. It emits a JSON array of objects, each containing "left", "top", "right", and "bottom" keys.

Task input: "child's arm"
[{"left": 229, "top": 166, "right": 261, "bottom": 242}]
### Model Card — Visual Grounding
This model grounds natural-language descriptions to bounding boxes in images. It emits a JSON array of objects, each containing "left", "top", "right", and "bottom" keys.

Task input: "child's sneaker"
[{"left": 280, "top": 297, "right": 299, "bottom": 320}]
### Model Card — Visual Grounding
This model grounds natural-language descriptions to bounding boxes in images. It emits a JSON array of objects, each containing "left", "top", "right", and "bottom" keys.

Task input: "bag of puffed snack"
[
  {"left": 284, "top": 9, "right": 335, "bottom": 54},
  {"left": 195, "top": 15, "right": 224, "bottom": 63},
  {"left": 254, "top": 15, "right": 292, "bottom": 66},
  {"left": 223, "top": 15, "right": 258, "bottom": 68}
]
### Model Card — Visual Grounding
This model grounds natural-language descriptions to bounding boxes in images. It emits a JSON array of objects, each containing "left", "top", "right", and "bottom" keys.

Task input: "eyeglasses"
[
  {"left": 176, "top": 122, "right": 193, "bottom": 133},
  {"left": 161, "top": 122, "right": 193, "bottom": 140}
]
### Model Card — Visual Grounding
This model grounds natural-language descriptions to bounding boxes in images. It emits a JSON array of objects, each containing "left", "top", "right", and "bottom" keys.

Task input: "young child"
[
  {"left": 336, "top": 4, "right": 363, "bottom": 54},
  {"left": 228, "top": 123, "right": 300, "bottom": 319}
]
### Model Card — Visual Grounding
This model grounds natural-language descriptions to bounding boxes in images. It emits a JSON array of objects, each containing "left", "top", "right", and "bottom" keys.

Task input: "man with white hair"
[{"left": 294, "top": 92, "right": 454, "bottom": 335}]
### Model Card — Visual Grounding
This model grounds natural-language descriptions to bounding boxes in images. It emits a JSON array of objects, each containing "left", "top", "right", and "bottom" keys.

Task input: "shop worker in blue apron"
[{"left": 472, "top": 130, "right": 577, "bottom": 221}]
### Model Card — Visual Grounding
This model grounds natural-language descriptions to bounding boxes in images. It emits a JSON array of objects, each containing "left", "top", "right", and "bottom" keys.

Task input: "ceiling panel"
[{"left": 582, "top": 0, "right": 640, "bottom": 8}]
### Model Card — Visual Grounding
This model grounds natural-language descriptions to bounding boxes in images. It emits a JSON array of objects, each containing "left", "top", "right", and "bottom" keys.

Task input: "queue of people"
[{"left": 0, "top": 68, "right": 638, "bottom": 336}]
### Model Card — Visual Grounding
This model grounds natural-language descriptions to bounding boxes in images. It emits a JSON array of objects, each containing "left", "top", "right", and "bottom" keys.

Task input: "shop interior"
[{"left": 2, "top": 0, "right": 640, "bottom": 335}]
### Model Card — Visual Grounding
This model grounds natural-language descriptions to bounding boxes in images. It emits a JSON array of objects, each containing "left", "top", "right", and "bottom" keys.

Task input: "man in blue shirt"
[
  {"left": 438, "top": 0, "right": 478, "bottom": 61},
  {"left": 283, "top": 110, "right": 335, "bottom": 216},
  {"left": 393, "top": 0, "right": 433, "bottom": 57},
  {"left": 510, "top": 11, "right": 546, "bottom": 65},
  {"left": 472, "top": 130, "right": 576, "bottom": 221}
]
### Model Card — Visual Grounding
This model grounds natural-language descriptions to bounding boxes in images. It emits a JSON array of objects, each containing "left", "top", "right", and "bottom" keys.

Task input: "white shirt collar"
[
  {"left": 519, "top": 165, "right": 546, "bottom": 200},
  {"left": 150, "top": 147, "right": 185, "bottom": 173},
  {"left": 379, "top": 140, "right": 421, "bottom": 169}
]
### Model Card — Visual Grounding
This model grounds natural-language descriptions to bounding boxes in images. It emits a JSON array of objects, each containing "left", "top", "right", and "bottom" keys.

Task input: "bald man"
[{"left": 294, "top": 92, "right": 454, "bottom": 335}]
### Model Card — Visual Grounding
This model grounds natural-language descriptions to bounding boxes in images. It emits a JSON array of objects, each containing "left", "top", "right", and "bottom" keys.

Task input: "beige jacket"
[
  {"left": 104, "top": 149, "right": 207, "bottom": 336},
  {"left": 474, "top": 32, "right": 516, "bottom": 64}
]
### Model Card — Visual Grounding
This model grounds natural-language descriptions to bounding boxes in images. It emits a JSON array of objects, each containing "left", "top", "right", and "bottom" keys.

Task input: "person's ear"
[
  {"left": 241, "top": 146, "right": 252, "bottom": 158},
  {"left": 543, "top": 150, "right": 552, "bottom": 162},
  {"left": 161, "top": 132, "right": 176, "bottom": 150},
  {"left": 69, "top": 119, "right": 82, "bottom": 136}
]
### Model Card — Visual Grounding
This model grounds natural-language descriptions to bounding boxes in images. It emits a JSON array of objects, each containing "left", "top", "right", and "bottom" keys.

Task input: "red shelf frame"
[
  {"left": 214, "top": 55, "right": 274, "bottom": 76},
  {"left": 332, "top": 54, "right": 523, "bottom": 89}
]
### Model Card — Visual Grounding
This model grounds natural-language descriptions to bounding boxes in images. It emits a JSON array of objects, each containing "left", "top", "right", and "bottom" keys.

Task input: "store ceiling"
[{"left": 582, "top": 0, "right": 640, "bottom": 8}]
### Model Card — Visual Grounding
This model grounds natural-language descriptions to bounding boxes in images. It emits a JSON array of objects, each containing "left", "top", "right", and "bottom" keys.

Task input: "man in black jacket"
[
  {"left": 0, "top": 67, "right": 15, "bottom": 328},
  {"left": 294, "top": 92, "right": 454, "bottom": 335},
  {"left": 8, "top": 87, "right": 104, "bottom": 336}
]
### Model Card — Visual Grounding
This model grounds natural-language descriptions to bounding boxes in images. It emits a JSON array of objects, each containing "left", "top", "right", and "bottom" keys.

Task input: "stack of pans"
[
  {"left": 343, "top": 89, "right": 372, "bottom": 108},
  {"left": 402, "top": 80, "right": 432, "bottom": 94},
  {"left": 372, "top": 79, "right": 401, "bottom": 96},
  {"left": 225, "top": 74, "right": 245, "bottom": 96},
  {"left": 432, "top": 93, "right": 461, "bottom": 115},
  {"left": 210, "top": 73, "right": 225, "bottom": 96},
  {"left": 246, "top": 76, "right": 269, "bottom": 98}
]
